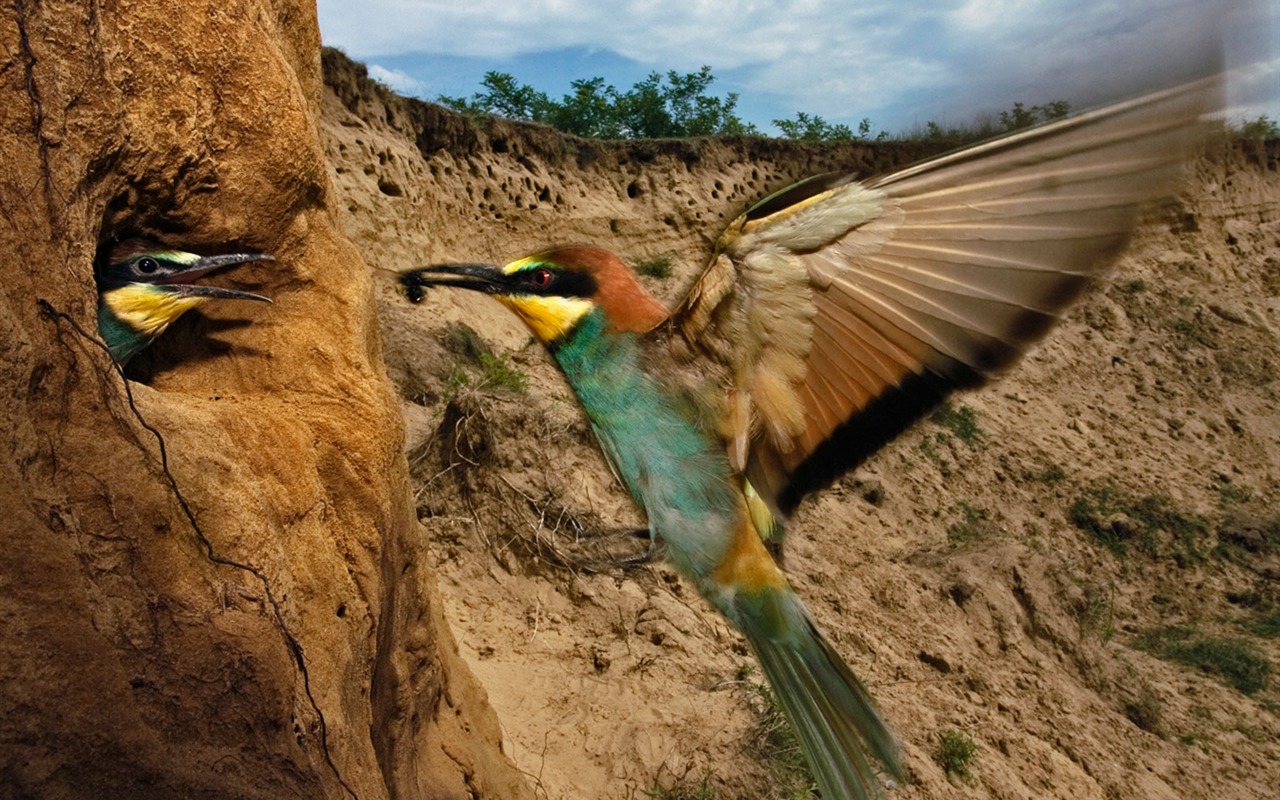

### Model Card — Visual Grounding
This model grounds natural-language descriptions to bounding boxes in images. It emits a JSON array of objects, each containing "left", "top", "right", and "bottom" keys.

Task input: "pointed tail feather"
[{"left": 732, "top": 587, "right": 902, "bottom": 800}]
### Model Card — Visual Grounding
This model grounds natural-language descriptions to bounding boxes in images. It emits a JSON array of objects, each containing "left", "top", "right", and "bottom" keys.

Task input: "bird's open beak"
[
  {"left": 162, "top": 253, "right": 273, "bottom": 303},
  {"left": 400, "top": 263, "right": 507, "bottom": 303}
]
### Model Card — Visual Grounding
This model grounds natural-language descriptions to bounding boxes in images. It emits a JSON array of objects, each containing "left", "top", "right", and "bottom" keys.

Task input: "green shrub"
[
  {"left": 446, "top": 352, "right": 528, "bottom": 397},
  {"left": 1235, "top": 115, "right": 1279, "bottom": 139},
  {"left": 935, "top": 729, "right": 978, "bottom": 779},
  {"left": 439, "top": 67, "right": 757, "bottom": 139}
]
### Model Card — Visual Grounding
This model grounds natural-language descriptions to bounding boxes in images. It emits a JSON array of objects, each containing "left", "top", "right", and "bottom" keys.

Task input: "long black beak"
[
  {"left": 163, "top": 253, "right": 273, "bottom": 303},
  {"left": 400, "top": 263, "right": 507, "bottom": 303}
]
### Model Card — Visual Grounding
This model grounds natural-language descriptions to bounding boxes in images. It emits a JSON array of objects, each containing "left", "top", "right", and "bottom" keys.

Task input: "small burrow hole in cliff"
[
  {"left": 93, "top": 204, "right": 276, "bottom": 385},
  {"left": 626, "top": 180, "right": 641, "bottom": 199}
]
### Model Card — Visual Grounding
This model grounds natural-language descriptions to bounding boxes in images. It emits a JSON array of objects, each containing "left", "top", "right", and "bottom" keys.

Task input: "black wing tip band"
[{"left": 776, "top": 364, "right": 983, "bottom": 515}]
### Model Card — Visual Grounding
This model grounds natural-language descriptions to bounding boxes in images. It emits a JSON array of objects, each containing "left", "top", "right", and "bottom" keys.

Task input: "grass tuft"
[
  {"left": 1135, "top": 625, "right": 1272, "bottom": 695},
  {"left": 1243, "top": 610, "right": 1280, "bottom": 639},
  {"left": 1068, "top": 485, "right": 1207, "bottom": 563},
  {"left": 947, "top": 501, "right": 998, "bottom": 544},
  {"left": 645, "top": 773, "right": 718, "bottom": 800},
  {"left": 930, "top": 402, "right": 982, "bottom": 444},
  {"left": 935, "top": 729, "right": 978, "bottom": 780},
  {"left": 634, "top": 255, "right": 674, "bottom": 279}
]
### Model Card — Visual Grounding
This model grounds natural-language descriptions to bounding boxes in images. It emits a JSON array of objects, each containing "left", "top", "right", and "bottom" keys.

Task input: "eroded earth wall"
[{"left": 0, "top": 4, "right": 526, "bottom": 798}]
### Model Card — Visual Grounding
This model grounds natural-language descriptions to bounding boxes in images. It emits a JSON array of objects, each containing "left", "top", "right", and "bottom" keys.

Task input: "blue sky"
[{"left": 317, "top": 1, "right": 1276, "bottom": 136}]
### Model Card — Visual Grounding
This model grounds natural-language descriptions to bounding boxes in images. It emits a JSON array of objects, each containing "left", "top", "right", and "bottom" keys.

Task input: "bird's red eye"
[{"left": 530, "top": 268, "right": 554, "bottom": 290}]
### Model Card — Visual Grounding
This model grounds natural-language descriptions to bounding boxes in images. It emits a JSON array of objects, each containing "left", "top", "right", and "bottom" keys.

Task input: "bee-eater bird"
[
  {"left": 401, "top": 76, "right": 1218, "bottom": 799},
  {"left": 96, "top": 239, "right": 272, "bottom": 364}
]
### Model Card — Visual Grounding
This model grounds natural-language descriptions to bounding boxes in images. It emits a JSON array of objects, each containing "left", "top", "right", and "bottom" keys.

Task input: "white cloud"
[
  {"left": 1226, "top": 55, "right": 1280, "bottom": 121},
  {"left": 319, "top": 1, "right": 931, "bottom": 69},
  {"left": 366, "top": 64, "right": 427, "bottom": 96},
  {"left": 317, "top": 0, "right": 1277, "bottom": 129}
]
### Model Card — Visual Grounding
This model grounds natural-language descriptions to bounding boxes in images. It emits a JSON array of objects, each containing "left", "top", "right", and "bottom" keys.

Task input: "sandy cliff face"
[
  {"left": 0, "top": 5, "right": 525, "bottom": 799},
  {"left": 322, "top": 52, "right": 1280, "bottom": 799}
]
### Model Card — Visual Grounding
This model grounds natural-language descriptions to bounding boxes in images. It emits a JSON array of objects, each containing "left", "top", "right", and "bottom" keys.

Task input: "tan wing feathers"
[
  {"left": 805, "top": 329, "right": 896, "bottom": 421},
  {"left": 866, "top": 76, "right": 1217, "bottom": 194},
  {"left": 835, "top": 250, "right": 1088, "bottom": 319},
  {"left": 807, "top": 331, "right": 879, "bottom": 410},
  {"left": 804, "top": 365, "right": 852, "bottom": 434},
  {"left": 661, "top": 73, "right": 1220, "bottom": 516},
  {"left": 818, "top": 269, "right": 1039, "bottom": 372},
  {"left": 813, "top": 295, "right": 919, "bottom": 387},
  {"left": 829, "top": 270, "right": 1070, "bottom": 350}
]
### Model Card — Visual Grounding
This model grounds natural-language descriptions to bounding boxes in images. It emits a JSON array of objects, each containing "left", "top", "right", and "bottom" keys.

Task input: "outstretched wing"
[{"left": 663, "top": 75, "right": 1221, "bottom": 517}]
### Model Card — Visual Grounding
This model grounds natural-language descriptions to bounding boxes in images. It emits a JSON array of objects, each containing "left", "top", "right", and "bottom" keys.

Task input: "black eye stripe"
[{"left": 515, "top": 267, "right": 597, "bottom": 297}]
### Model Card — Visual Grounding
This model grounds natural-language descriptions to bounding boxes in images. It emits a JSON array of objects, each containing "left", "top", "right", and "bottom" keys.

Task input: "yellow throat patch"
[
  {"left": 500, "top": 258, "right": 594, "bottom": 342},
  {"left": 104, "top": 284, "right": 205, "bottom": 336}
]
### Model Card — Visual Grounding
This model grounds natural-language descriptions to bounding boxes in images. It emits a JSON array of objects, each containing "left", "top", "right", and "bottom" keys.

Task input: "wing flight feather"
[{"left": 662, "top": 75, "right": 1221, "bottom": 516}]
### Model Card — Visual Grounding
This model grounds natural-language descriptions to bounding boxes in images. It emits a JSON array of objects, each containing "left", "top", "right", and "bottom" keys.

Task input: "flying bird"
[
  {"left": 401, "top": 76, "right": 1219, "bottom": 799},
  {"left": 96, "top": 240, "right": 272, "bottom": 364}
]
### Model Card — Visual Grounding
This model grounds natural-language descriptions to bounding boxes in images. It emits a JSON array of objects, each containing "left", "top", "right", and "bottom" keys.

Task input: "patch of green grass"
[
  {"left": 445, "top": 352, "right": 529, "bottom": 397},
  {"left": 1135, "top": 625, "right": 1273, "bottom": 695},
  {"left": 948, "top": 501, "right": 998, "bottom": 544},
  {"left": 477, "top": 352, "right": 528, "bottom": 393},
  {"left": 1245, "top": 611, "right": 1280, "bottom": 639},
  {"left": 441, "top": 324, "right": 529, "bottom": 397},
  {"left": 1170, "top": 316, "right": 1218, "bottom": 349},
  {"left": 1215, "top": 482, "right": 1253, "bottom": 509},
  {"left": 1068, "top": 484, "right": 1140, "bottom": 557},
  {"left": 1068, "top": 485, "right": 1208, "bottom": 563},
  {"left": 645, "top": 773, "right": 718, "bottom": 800},
  {"left": 634, "top": 255, "right": 673, "bottom": 279},
  {"left": 1178, "top": 733, "right": 1207, "bottom": 753},
  {"left": 935, "top": 729, "right": 978, "bottom": 780},
  {"left": 917, "top": 435, "right": 949, "bottom": 475},
  {"left": 1120, "top": 278, "right": 1148, "bottom": 294},
  {"left": 1131, "top": 495, "right": 1210, "bottom": 566},
  {"left": 930, "top": 402, "right": 982, "bottom": 444},
  {"left": 1216, "top": 513, "right": 1280, "bottom": 560},
  {"left": 444, "top": 364, "right": 472, "bottom": 398}
]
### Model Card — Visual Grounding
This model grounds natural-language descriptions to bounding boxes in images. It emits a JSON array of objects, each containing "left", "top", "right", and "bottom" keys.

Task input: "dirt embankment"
[
  {"left": 1, "top": 7, "right": 525, "bottom": 799},
  {"left": 321, "top": 49, "right": 1280, "bottom": 800}
]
